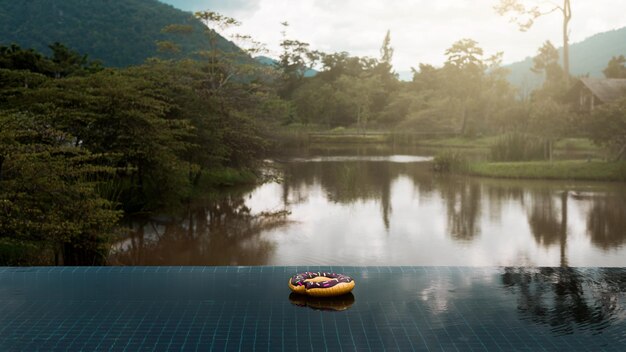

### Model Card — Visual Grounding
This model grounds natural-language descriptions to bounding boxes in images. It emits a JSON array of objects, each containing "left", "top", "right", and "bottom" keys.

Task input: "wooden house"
[{"left": 577, "top": 77, "right": 626, "bottom": 112}]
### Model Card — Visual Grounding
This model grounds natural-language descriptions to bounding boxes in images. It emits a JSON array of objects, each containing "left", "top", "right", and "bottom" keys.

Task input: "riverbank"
[
  {"left": 419, "top": 136, "right": 603, "bottom": 153},
  {"left": 273, "top": 127, "right": 604, "bottom": 156},
  {"left": 467, "top": 160, "right": 626, "bottom": 182}
]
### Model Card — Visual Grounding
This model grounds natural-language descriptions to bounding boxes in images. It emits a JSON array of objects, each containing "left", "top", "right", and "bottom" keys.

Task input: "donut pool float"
[{"left": 288, "top": 272, "right": 355, "bottom": 297}]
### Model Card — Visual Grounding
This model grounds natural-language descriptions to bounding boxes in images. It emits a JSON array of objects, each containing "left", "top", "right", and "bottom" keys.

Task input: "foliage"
[
  {"left": 468, "top": 160, "right": 626, "bottom": 181},
  {"left": 0, "top": 112, "right": 122, "bottom": 265},
  {"left": 0, "top": 34, "right": 284, "bottom": 264},
  {"left": 587, "top": 98, "right": 626, "bottom": 160},
  {"left": 399, "top": 39, "right": 515, "bottom": 136},
  {"left": 433, "top": 150, "right": 468, "bottom": 173},
  {"left": 491, "top": 133, "right": 546, "bottom": 162},
  {"left": 603, "top": 55, "right": 626, "bottom": 78},
  {"left": 0, "top": 43, "right": 102, "bottom": 78},
  {"left": 276, "top": 22, "right": 320, "bottom": 99},
  {"left": 530, "top": 41, "right": 568, "bottom": 100}
]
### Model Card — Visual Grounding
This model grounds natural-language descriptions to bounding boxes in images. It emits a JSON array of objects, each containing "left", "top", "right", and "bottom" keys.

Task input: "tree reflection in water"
[
  {"left": 586, "top": 195, "right": 626, "bottom": 250},
  {"left": 442, "top": 180, "right": 482, "bottom": 241},
  {"left": 526, "top": 190, "right": 569, "bottom": 266},
  {"left": 283, "top": 161, "right": 395, "bottom": 229},
  {"left": 112, "top": 153, "right": 626, "bottom": 266},
  {"left": 110, "top": 192, "right": 290, "bottom": 265},
  {"left": 501, "top": 267, "right": 626, "bottom": 336}
]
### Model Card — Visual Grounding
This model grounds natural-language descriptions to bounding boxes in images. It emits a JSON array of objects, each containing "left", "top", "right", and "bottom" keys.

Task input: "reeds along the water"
[{"left": 490, "top": 133, "right": 546, "bottom": 162}]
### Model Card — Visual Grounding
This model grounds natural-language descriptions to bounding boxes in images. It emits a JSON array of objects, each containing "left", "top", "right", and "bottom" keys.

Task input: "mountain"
[
  {"left": 506, "top": 26, "right": 626, "bottom": 89},
  {"left": 0, "top": 0, "right": 237, "bottom": 67}
]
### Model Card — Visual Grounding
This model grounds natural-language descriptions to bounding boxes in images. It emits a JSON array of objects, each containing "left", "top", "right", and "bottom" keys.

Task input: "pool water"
[{"left": 1, "top": 267, "right": 625, "bottom": 351}]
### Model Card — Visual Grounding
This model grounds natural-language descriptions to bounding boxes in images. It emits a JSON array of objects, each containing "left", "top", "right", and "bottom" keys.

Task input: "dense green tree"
[
  {"left": 527, "top": 99, "right": 571, "bottom": 160},
  {"left": 373, "top": 30, "right": 397, "bottom": 83},
  {"left": 317, "top": 52, "right": 377, "bottom": 82},
  {"left": 276, "top": 22, "right": 320, "bottom": 99},
  {"left": 587, "top": 98, "right": 626, "bottom": 160},
  {"left": 8, "top": 69, "right": 195, "bottom": 211},
  {"left": 0, "top": 112, "right": 121, "bottom": 265},
  {"left": 0, "top": 39, "right": 282, "bottom": 265},
  {"left": 441, "top": 39, "right": 513, "bottom": 135},
  {"left": 0, "top": 44, "right": 54, "bottom": 75},
  {"left": 0, "top": 43, "right": 101, "bottom": 78},
  {"left": 603, "top": 55, "right": 626, "bottom": 79},
  {"left": 531, "top": 41, "right": 568, "bottom": 100},
  {"left": 400, "top": 42, "right": 514, "bottom": 135}
]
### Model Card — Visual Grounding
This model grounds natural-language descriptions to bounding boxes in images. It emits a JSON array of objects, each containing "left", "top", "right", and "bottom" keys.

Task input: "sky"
[{"left": 161, "top": 0, "right": 625, "bottom": 73}]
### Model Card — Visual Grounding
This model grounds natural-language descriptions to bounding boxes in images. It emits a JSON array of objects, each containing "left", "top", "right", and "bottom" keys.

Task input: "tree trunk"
[{"left": 562, "top": 0, "right": 572, "bottom": 81}]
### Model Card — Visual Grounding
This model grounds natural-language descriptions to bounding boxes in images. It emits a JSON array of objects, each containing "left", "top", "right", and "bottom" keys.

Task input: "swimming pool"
[{"left": 1, "top": 267, "right": 625, "bottom": 351}]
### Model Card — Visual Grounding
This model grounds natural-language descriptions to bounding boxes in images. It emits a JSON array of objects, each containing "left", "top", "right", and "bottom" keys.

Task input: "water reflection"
[
  {"left": 527, "top": 191, "right": 569, "bottom": 266},
  {"left": 288, "top": 293, "right": 355, "bottom": 312},
  {"left": 111, "top": 191, "right": 289, "bottom": 265},
  {"left": 443, "top": 181, "right": 481, "bottom": 241},
  {"left": 586, "top": 195, "right": 626, "bottom": 250},
  {"left": 501, "top": 267, "right": 626, "bottom": 336},
  {"left": 112, "top": 151, "right": 626, "bottom": 266}
]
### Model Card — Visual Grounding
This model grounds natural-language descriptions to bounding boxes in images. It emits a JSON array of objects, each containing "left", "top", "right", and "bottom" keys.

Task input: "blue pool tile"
[{"left": 0, "top": 267, "right": 625, "bottom": 351}]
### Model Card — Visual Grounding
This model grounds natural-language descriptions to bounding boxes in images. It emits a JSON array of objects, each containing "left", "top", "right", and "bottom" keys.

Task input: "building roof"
[{"left": 580, "top": 77, "right": 626, "bottom": 103}]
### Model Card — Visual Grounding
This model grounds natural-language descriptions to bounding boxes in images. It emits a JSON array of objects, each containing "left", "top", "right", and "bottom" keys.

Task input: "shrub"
[
  {"left": 491, "top": 133, "right": 546, "bottom": 162},
  {"left": 433, "top": 150, "right": 468, "bottom": 173}
]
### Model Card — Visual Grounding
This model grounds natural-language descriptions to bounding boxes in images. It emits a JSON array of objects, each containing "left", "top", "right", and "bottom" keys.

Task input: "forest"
[{"left": 1, "top": 5, "right": 626, "bottom": 266}]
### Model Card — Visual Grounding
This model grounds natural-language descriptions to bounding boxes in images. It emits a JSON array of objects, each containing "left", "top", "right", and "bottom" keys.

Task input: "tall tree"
[
  {"left": 0, "top": 112, "right": 121, "bottom": 265},
  {"left": 531, "top": 41, "right": 567, "bottom": 99},
  {"left": 277, "top": 22, "right": 319, "bottom": 99},
  {"left": 380, "top": 30, "right": 394, "bottom": 65},
  {"left": 603, "top": 55, "right": 626, "bottom": 79},
  {"left": 444, "top": 39, "right": 485, "bottom": 135},
  {"left": 495, "top": 0, "right": 572, "bottom": 79}
]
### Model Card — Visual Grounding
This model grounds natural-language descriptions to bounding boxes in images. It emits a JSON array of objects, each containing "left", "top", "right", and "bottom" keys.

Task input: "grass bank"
[
  {"left": 467, "top": 160, "right": 626, "bottom": 182},
  {"left": 419, "top": 136, "right": 603, "bottom": 152},
  {"left": 198, "top": 168, "right": 258, "bottom": 187},
  {"left": 418, "top": 136, "right": 499, "bottom": 148},
  {"left": 309, "top": 133, "right": 390, "bottom": 144}
]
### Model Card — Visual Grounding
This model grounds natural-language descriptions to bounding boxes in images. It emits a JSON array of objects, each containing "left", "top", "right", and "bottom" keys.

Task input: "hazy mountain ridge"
[
  {"left": 505, "top": 26, "right": 626, "bottom": 89},
  {"left": 0, "top": 0, "right": 237, "bottom": 67}
]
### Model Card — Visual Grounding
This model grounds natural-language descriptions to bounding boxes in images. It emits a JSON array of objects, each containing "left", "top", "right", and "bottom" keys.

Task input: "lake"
[{"left": 111, "top": 146, "right": 626, "bottom": 267}]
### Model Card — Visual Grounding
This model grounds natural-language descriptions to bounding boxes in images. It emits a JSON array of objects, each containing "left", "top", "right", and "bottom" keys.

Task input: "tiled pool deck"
[{"left": 1, "top": 267, "right": 625, "bottom": 351}]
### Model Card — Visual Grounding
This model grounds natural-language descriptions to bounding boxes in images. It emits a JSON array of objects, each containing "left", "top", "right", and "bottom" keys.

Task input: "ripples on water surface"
[{"left": 112, "top": 147, "right": 626, "bottom": 267}]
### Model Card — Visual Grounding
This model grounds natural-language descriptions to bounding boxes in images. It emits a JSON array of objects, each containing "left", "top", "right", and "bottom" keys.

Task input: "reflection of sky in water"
[
  {"left": 244, "top": 161, "right": 626, "bottom": 267},
  {"left": 115, "top": 154, "right": 626, "bottom": 267}
]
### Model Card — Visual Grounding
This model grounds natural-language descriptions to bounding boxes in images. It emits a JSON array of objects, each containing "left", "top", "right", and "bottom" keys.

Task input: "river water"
[{"left": 111, "top": 146, "right": 626, "bottom": 267}]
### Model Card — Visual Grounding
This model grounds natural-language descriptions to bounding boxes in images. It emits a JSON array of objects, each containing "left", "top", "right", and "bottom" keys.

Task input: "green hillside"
[
  {"left": 506, "top": 26, "right": 626, "bottom": 89},
  {"left": 0, "top": 0, "right": 237, "bottom": 67}
]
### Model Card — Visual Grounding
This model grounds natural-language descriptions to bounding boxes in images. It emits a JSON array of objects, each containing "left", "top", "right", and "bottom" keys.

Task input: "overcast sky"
[{"left": 161, "top": 0, "right": 625, "bottom": 72}]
